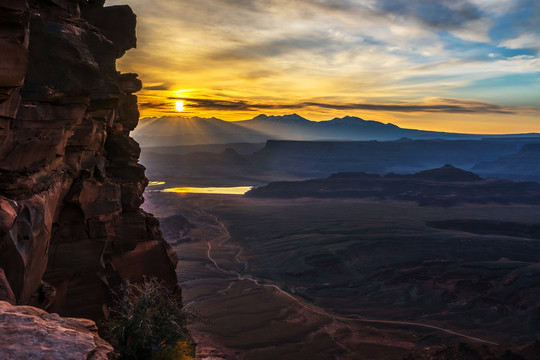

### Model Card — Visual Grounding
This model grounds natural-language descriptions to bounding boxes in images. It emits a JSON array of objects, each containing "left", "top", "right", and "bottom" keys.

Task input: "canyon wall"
[{"left": 0, "top": 0, "right": 177, "bottom": 319}]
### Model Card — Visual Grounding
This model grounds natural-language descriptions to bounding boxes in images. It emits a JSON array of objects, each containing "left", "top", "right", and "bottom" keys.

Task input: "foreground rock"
[
  {"left": 0, "top": 301, "right": 112, "bottom": 360},
  {"left": 0, "top": 0, "right": 177, "bottom": 319}
]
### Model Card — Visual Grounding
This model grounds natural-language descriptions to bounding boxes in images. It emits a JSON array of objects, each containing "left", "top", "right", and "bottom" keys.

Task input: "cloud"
[
  {"left": 374, "top": 0, "right": 482, "bottom": 29},
  {"left": 302, "top": 99, "right": 516, "bottom": 114},
  {"left": 143, "top": 83, "right": 172, "bottom": 90},
  {"left": 502, "top": 33, "right": 540, "bottom": 51},
  {"left": 174, "top": 97, "right": 298, "bottom": 111},
  {"left": 208, "top": 36, "right": 331, "bottom": 62},
  {"left": 294, "top": 0, "right": 363, "bottom": 14},
  {"left": 489, "top": 0, "right": 540, "bottom": 44},
  {"left": 173, "top": 96, "right": 521, "bottom": 114},
  {"left": 239, "top": 70, "right": 278, "bottom": 80},
  {"left": 139, "top": 101, "right": 171, "bottom": 109}
]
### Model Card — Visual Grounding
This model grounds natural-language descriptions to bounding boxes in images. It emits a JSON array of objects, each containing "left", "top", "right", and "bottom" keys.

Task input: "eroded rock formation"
[
  {"left": 0, "top": 300, "right": 113, "bottom": 359},
  {"left": 0, "top": 0, "right": 177, "bottom": 319}
]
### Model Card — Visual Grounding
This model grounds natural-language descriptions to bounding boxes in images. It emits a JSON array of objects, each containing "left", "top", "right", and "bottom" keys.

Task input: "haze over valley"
[
  {"left": 138, "top": 114, "right": 540, "bottom": 188},
  {"left": 140, "top": 114, "right": 540, "bottom": 359},
  {"left": 134, "top": 114, "right": 540, "bottom": 147}
]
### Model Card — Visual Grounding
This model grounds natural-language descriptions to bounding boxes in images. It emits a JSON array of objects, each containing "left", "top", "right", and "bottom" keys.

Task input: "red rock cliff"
[{"left": 0, "top": 0, "right": 178, "bottom": 319}]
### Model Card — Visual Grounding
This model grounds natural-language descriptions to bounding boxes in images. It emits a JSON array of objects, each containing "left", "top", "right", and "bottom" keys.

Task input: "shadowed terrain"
[
  {"left": 143, "top": 189, "right": 540, "bottom": 359},
  {"left": 138, "top": 136, "right": 540, "bottom": 359},
  {"left": 141, "top": 138, "right": 540, "bottom": 187}
]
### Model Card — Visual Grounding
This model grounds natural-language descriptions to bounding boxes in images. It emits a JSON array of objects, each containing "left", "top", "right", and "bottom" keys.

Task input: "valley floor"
[{"left": 143, "top": 192, "right": 540, "bottom": 359}]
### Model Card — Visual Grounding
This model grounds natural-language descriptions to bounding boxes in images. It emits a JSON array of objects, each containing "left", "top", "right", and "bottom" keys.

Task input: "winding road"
[{"left": 201, "top": 208, "right": 500, "bottom": 347}]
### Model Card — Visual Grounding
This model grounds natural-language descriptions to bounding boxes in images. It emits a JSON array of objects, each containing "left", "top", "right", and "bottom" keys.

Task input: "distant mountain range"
[{"left": 133, "top": 114, "right": 540, "bottom": 147}]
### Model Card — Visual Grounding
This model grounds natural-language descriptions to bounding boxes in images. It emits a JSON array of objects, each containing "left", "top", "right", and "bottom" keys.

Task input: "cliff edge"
[{"left": 0, "top": 0, "right": 177, "bottom": 319}]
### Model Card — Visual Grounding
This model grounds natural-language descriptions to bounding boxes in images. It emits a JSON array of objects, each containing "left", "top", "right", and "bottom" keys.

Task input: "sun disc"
[{"left": 175, "top": 100, "right": 185, "bottom": 112}]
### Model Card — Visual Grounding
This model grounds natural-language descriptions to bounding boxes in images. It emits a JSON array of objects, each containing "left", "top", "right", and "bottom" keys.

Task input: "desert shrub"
[{"left": 100, "top": 277, "right": 196, "bottom": 360}]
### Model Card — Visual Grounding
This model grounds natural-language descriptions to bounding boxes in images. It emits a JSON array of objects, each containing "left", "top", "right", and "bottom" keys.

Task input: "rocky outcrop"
[
  {"left": 0, "top": 301, "right": 113, "bottom": 359},
  {"left": 0, "top": 0, "right": 177, "bottom": 319}
]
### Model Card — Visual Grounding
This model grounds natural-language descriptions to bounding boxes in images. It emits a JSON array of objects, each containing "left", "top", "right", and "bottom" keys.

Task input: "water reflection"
[
  {"left": 162, "top": 186, "right": 253, "bottom": 195},
  {"left": 148, "top": 181, "right": 166, "bottom": 186}
]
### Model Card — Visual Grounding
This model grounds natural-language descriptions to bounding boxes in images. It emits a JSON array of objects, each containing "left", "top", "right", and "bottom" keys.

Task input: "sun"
[{"left": 175, "top": 100, "right": 185, "bottom": 112}]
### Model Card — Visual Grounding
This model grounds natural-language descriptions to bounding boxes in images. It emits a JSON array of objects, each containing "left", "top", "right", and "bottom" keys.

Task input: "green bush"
[{"left": 100, "top": 277, "right": 196, "bottom": 360}]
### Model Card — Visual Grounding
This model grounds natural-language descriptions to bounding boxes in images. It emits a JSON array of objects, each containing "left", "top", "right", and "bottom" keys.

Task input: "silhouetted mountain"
[
  {"left": 249, "top": 113, "right": 311, "bottom": 125},
  {"left": 386, "top": 164, "right": 482, "bottom": 182},
  {"left": 246, "top": 165, "right": 540, "bottom": 206},
  {"left": 134, "top": 116, "right": 271, "bottom": 146},
  {"left": 234, "top": 113, "right": 319, "bottom": 141},
  {"left": 133, "top": 114, "right": 540, "bottom": 147}
]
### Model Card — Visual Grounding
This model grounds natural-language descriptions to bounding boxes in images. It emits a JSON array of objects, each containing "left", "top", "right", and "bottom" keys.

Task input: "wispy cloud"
[
  {"left": 143, "top": 83, "right": 172, "bottom": 91},
  {"left": 302, "top": 99, "right": 516, "bottom": 114},
  {"left": 208, "top": 36, "right": 329, "bottom": 62},
  {"left": 171, "top": 96, "right": 525, "bottom": 114},
  {"left": 375, "top": 0, "right": 482, "bottom": 29}
]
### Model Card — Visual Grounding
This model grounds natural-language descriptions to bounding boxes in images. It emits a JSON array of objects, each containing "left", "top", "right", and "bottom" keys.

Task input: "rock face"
[
  {"left": 0, "top": 269, "right": 15, "bottom": 304},
  {"left": 0, "top": 0, "right": 177, "bottom": 319},
  {"left": 0, "top": 301, "right": 113, "bottom": 360}
]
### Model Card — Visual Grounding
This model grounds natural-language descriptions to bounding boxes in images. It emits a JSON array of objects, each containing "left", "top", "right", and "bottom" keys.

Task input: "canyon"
[{"left": 144, "top": 190, "right": 540, "bottom": 359}]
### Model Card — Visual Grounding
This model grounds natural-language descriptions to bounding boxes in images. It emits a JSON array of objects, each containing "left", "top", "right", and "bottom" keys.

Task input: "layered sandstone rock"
[
  {"left": 0, "top": 301, "right": 113, "bottom": 359},
  {"left": 0, "top": 0, "right": 177, "bottom": 319}
]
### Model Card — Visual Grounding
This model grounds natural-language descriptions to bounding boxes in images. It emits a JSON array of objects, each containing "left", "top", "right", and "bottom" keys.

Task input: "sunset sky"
[{"left": 108, "top": 0, "right": 539, "bottom": 133}]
